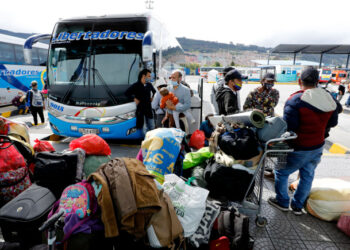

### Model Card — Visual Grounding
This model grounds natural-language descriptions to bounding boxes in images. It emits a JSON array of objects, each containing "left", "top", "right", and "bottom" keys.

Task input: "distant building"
[{"left": 251, "top": 59, "right": 320, "bottom": 67}]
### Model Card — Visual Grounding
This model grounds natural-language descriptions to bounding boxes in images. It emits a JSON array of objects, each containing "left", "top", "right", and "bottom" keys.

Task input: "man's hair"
[
  {"left": 301, "top": 66, "right": 319, "bottom": 87},
  {"left": 138, "top": 69, "right": 151, "bottom": 82},
  {"left": 31, "top": 80, "right": 38, "bottom": 87},
  {"left": 159, "top": 87, "right": 169, "bottom": 97},
  {"left": 172, "top": 69, "right": 182, "bottom": 78}
]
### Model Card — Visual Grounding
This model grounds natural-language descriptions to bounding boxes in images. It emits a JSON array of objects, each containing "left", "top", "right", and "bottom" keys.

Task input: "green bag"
[
  {"left": 83, "top": 155, "right": 111, "bottom": 177},
  {"left": 183, "top": 147, "right": 214, "bottom": 170}
]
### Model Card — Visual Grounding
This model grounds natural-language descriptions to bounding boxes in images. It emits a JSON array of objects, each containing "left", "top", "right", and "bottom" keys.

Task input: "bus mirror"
[{"left": 142, "top": 31, "right": 153, "bottom": 62}]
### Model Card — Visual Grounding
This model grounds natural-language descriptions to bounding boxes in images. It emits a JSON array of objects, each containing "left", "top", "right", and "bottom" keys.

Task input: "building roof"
[
  {"left": 271, "top": 44, "right": 350, "bottom": 54},
  {"left": 252, "top": 59, "right": 319, "bottom": 66}
]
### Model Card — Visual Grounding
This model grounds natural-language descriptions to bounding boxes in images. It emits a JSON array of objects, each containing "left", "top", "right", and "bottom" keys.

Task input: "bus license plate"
[{"left": 79, "top": 128, "right": 99, "bottom": 134}]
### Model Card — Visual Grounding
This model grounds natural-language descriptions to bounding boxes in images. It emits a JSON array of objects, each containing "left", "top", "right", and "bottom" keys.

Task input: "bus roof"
[
  {"left": 59, "top": 13, "right": 150, "bottom": 22},
  {"left": 0, "top": 33, "right": 48, "bottom": 49}
]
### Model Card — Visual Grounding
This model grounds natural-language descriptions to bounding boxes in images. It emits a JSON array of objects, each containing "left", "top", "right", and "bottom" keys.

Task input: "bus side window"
[
  {"left": 0, "top": 42, "right": 16, "bottom": 64},
  {"left": 14, "top": 45, "right": 25, "bottom": 65}
]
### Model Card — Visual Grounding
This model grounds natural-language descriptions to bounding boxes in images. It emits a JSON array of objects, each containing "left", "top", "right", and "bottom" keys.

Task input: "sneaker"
[
  {"left": 268, "top": 197, "right": 289, "bottom": 212},
  {"left": 291, "top": 204, "right": 306, "bottom": 216}
]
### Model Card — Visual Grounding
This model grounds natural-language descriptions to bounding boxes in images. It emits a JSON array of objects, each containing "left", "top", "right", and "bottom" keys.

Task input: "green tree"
[
  {"left": 230, "top": 61, "right": 235, "bottom": 66},
  {"left": 213, "top": 61, "right": 221, "bottom": 67}
]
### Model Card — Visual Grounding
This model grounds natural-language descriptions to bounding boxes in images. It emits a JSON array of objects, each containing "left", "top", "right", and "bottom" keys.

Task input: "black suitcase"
[
  {"left": 34, "top": 151, "right": 79, "bottom": 197},
  {"left": 0, "top": 184, "right": 56, "bottom": 249}
]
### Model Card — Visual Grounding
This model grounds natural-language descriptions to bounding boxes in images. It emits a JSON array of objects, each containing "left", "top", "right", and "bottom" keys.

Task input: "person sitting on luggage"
[
  {"left": 200, "top": 114, "right": 214, "bottom": 146},
  {"left": 160, "top": 87, "right": 195, "bottom": 129},
  {"left": 11, "top": 92, "right": 26, "bottom": 114},
  {"left": 243, "top": 73, "right": 279, "bottom": 117}
]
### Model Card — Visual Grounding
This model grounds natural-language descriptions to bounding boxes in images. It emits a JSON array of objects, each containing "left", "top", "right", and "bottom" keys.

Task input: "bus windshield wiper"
[{"left": 91, "top": 54, "right": 118, "bottom": 105}]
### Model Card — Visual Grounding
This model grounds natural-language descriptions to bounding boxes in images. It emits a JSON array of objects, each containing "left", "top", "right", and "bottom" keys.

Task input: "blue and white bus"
[
  {"left": 39, "top": 13, "right": 184, "bottom": 139},
  {"left": 0, "top": 34, "right": 48, "bottom": 106}
]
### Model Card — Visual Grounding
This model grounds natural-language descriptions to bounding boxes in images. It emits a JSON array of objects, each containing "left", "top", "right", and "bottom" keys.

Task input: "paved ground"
[{"left": 1, "top": 76, "right": 350, "bottom": 248}]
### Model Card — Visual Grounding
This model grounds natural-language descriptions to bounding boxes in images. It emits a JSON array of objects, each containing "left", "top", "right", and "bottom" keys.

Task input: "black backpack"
[
  {"left": 218, "top": 128, "right": 260, "bottom": 160},
  {"left": 216, "top": 206, "right": 252, "bottom": 250}
]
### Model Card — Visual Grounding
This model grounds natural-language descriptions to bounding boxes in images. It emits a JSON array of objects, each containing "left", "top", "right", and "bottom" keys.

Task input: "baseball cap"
[
  {"left": 301, "top": 67, "right": 319, "bottom": 84},
  {"left": 225, "top": 69, "right": 248, "bottom": 82},
  {"left": 223, "top": 66, "right": 235, "bottom": 75},
  {"left": 263, "top": 73, "right": 275, "bottom": 81}
]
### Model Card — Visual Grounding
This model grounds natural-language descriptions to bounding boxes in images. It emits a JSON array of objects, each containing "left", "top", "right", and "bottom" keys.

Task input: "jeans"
[
  {"left": 142, "top": 116, "right": 155, "bottom": 136},
  {"left": 274, "top": 146, "right": 323, "bottom": 209},
  {"left": 345, "top": 94, "right": 350, "bottom": 107}
]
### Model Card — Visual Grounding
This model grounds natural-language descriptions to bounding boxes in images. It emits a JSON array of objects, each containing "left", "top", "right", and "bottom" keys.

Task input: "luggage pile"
[{"left": 0, "top": 114, "right": 298, "bottom": 250}]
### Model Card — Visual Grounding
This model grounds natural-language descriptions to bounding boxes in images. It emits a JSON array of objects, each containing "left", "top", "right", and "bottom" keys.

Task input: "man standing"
[
  {"left": 268, "top": 67, "right": 339, "bottom": 215},
  {"left": 210, "top": 66, "right": 235, "bottom": 115},
  {"left": 215, "top": 69, "right": 245, "bottom": 115},
  {"left": 243, "top": 73, "right": 279, "bottom": 116},
  {"left": 26, "top": 81, "right": 45, "bottom": 125},
  {"left": 165, "top": 70, "right": 192, "bottom": 128},
  {"left": 125, "top": 69, "right": 156, "bottom": 135}
]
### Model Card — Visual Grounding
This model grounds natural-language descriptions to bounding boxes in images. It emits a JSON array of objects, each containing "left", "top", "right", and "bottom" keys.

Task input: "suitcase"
[{"left": 0, "top": 184, "right": 56, "bottom": 249}]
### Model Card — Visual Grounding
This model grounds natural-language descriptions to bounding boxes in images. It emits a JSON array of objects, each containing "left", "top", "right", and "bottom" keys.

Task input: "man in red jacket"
[{"left": 269, "top": 66, "right": 339, "bottom": 215}]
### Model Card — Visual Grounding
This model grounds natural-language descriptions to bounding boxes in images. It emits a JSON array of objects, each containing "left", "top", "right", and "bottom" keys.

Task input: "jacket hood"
[
  {"left": 301, "top": 88, "right": 336, "bottom": 112},
  {"left": 216, "top": 85, "right": 233, "bottom": 100}
]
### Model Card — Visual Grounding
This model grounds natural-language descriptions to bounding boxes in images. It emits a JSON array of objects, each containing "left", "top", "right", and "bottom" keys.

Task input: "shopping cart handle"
[
  {"left": 39, "top": 210, "right": 65, "bottom": 232},
  {"left": 281, "top": 131, "right": 297, "bottom": 140}
]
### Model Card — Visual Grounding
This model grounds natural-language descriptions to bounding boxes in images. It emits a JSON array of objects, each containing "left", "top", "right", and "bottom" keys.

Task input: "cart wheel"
[{"left": 255, "top": 217, "right": 268, "bottom": 227}]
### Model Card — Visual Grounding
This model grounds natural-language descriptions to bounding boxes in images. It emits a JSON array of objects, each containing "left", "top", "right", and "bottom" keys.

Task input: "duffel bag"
[
  {"left": 256, "top": 116, "right": 287, "bottom": 143},
  {"left": 218, "top": 128, "right": 260, "bottom": 160},
  {"left": 33, "top": 151, "right": 80, "bottom": 197},
  {"left": 204, "top": 159, "right": 254, "bottom": 201}
]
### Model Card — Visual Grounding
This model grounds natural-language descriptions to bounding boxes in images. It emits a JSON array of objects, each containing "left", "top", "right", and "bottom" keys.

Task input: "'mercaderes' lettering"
[{"left": 52, "top": 30, "right": 144, "bottom": 42}]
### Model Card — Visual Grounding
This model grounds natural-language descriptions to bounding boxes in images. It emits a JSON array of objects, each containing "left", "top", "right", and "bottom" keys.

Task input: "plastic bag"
[
  {"left": 163, "top": 174, "right": 209, "bottom": 237},
  {"left": 189, "top": 130, "right": 205, "bottom": 149},
  {"left": 183, "top": 147, "right": 214, "bottom": 170},
  {"left": 0, "top": 138, "right": 26, "bottom": 172},
  {"left": 337, "top": 213, "right": 350, "bottom": 237},
  {"left": 33, "top": 138, "right": 55, "bottom": 153},
  {"left": 69, "top": 134, "right": 111, "bottom": 156}
]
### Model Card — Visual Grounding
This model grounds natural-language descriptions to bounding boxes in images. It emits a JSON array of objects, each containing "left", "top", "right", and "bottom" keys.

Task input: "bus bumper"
[{"left": 48, "top": 113, "right": 143, "bottom": 139}]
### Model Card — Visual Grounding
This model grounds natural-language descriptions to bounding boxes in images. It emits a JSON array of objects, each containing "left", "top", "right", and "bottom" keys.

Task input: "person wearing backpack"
[{"left": 26, "top": 81, "right": 45, "bottom": 126}]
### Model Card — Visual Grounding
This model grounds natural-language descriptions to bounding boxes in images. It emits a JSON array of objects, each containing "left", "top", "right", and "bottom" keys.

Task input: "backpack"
[
  {"left": 218, "top": 128, "right": 260, "bottom": 160},
  {"left": 214, "top": 206, "right": 252, "bottom": 250}
]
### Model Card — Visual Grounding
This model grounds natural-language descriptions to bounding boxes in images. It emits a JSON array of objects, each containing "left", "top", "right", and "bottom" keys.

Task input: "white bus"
[
  {"left": 0, "top": 34, "right": 48, "bottom": 106},
  {"left": 27, "top": 13, "right": 186, "bottom": 139}
]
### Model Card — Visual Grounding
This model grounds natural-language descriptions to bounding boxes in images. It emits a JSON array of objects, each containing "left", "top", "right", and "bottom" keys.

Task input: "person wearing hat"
[
  {"left": 243, "top": 72, "right": 279, "bottom": 116},
  {"left": 268, "top": 66, "right": 339, "bottom": 215},
  {"left": 152, "top": 78, "right": 168, "bottom": 128},
  {"left": 210, "top": 66, "right": 235, "bottom": 115},
  {"left": 215, "top": 69, "right": 246, "bottom": 115},
  {"left": 26, "top": 80, "right": 45, "bottom": 125}
]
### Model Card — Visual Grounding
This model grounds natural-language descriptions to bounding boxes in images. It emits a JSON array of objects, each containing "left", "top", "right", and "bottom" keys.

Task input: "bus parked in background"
[
  {"left": 331, "top": 69, "right": 348, "bottom": 84},
  {"left": 199, "top": 66, "right": 224, "bottom": 79},
  {"left": 27, "top": 13, "right": 184, "bottom": 139},
  {"left": 0, "top": 34, "right": 48, "bottom": 106},
  {"left": 318, "top": 68, "right": 332, "bottom": 83}
]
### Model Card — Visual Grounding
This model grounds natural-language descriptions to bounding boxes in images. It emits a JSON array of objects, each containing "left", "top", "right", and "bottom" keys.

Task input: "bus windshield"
[{"left": 48, "top": 21, "right": 145, "bottom": 106}]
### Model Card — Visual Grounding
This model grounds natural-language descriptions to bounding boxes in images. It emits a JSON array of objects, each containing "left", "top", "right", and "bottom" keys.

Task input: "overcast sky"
[{"left": 1, "top": 0, "right": 349, "bottom": 47}]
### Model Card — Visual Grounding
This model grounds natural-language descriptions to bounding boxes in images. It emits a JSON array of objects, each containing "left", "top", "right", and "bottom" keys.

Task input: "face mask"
[
  {"left": 170, "top": 80, "right": 178, "bottom": 86},
  {"left": 264, "top": 83, "right": 274, "bottom": 89},
  {"left": 146, "top": 77, "right": 152, "bottom": 82}
]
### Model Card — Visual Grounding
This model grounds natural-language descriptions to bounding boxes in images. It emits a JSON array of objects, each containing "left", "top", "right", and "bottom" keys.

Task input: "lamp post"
[{"left": 267, "top": 50, "right": 271, "bottom": 65}]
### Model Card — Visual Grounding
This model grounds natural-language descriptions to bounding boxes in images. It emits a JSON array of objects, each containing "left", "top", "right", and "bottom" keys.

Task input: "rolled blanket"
[{"left": 209, "top": 110, "right": 265, "bottom": 128}]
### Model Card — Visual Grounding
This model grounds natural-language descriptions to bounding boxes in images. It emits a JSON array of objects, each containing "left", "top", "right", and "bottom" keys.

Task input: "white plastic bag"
[{"left": 163, "top": 174, "right": 209, "bottom": 237}]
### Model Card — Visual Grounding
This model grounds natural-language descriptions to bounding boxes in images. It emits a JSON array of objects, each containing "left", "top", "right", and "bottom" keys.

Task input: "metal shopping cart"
[{"left": 237, "top": 131, "right": 297, "bottom": 227}]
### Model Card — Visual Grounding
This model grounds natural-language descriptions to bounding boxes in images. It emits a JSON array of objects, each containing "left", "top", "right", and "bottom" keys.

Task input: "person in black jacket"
[
  {"left": 125, "top": 69, "right": 156, "bottom": 135},
  {"left": 215, "top": 69, "right": 246, "bottom": 115}
]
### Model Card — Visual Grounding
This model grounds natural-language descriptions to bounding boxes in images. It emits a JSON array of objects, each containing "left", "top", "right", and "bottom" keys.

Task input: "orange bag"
[
  {"left": 69, "top": 134, "right": 111, "bottom": 156},
  {"left": 189, "top": 130, "right": 205, "bottom": 149}
]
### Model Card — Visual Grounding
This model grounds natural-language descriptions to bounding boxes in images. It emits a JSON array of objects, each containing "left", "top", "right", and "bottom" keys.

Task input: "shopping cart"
[{"left": 238, "top": 131, "right": 297, "bottom": 227}]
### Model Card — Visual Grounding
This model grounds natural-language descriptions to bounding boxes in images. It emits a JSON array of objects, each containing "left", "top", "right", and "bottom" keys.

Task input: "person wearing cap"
[
  {"left": 165, "top": 71, "right": 192, "bottom": 128},
  {"left": 215, "top": 69, "right": 245, "bottom": 115},
  {"left": 210, "top": 66, "right": 235, "bottom": 115},
  {"left": 152, "top": 78, "right": 168, "bottom": 128},
  {"left": 243, "top": 73, "right": 279, "bottom": 116},
  {"left": 268, "top": 66, "right": 339, "bottom": 215},
  {"left": 26, "top": 80, "right": 45, "bottom": 125}
]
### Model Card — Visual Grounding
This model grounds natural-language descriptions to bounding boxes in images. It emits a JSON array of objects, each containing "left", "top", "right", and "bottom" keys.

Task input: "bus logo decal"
[
  {"left": 52, "top": 30, "right": 144, "bottom": 43},
  {"left": 50, "top": 102, "right": 64, "bottom": 112}
]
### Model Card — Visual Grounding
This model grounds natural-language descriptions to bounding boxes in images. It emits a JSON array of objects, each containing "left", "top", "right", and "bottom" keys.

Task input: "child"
[{"left": 159, "top": 87, "right": 195, "bottom": 129}]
